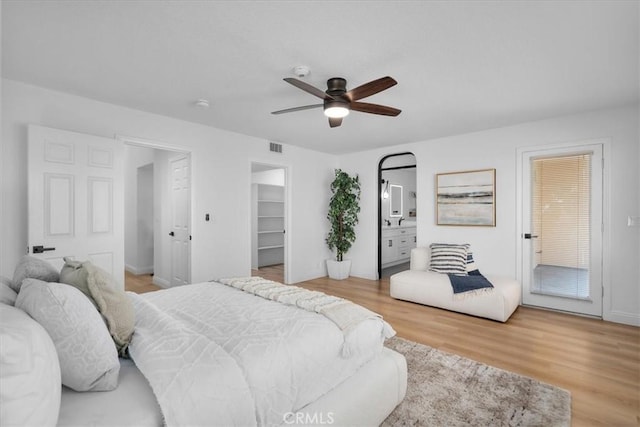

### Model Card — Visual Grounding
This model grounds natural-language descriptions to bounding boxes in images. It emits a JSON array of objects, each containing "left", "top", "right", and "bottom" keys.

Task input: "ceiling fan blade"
[
  {"left": 329, "top": 117, "right": 343, "bottom": 128},
  {"left": 351, "top": 101, "right": 401, "bottom": 116},
  {"left": 346, "top": 76, "right": 397, "bottom": 101},
  {"left": 283, "top": 78, "right": 334, "bottom": 100},
  {"left": 271, "top": 104, "right": 323, "bottom": 115}
]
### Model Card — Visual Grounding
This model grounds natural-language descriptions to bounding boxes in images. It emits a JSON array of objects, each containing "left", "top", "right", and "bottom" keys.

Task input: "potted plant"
[{"left": 326, "top": 169, "right": 361, "bottom": 280}]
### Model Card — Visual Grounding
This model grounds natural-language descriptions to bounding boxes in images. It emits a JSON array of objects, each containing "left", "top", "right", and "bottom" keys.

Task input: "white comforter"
[{"left": 127, "top": 281, "right": 393, "bottom": 426}]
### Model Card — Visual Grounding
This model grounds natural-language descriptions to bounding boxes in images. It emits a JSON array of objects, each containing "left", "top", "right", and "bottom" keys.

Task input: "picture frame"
[{"left": 436, "top": 168, "right": 496, "bottom": 226}]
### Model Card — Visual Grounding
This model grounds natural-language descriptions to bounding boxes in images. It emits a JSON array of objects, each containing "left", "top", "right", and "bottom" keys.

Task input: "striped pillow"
[
  {"left": 429, "top": 243, "right": 470, "bottom": 276},
  {"left": 466, "top": 251, "right": 479, "bottom": 273}
]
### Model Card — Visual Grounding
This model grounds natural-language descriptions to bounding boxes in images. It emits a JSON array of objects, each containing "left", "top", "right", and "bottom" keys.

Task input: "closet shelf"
[{"left": 254, "top": 183, "right": 285, "bottom": 268}]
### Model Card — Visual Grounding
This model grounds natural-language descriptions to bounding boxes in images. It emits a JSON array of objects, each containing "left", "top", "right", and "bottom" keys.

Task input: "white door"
[
  {"left": 28, "top": 125, "right": 124, "bottom": 287},
  {"left": 169, "top": 155, "right": 190, "bottom": 286},
  {"left": 520, "top": 143, "right": 603, "bottom": 316}
]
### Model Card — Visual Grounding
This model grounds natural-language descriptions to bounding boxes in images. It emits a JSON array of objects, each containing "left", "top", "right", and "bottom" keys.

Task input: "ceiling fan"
[{"left": 271, "top": 76, "right": 401, "bottom": 128}]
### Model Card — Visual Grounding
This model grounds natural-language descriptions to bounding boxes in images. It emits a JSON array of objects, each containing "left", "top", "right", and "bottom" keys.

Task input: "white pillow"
[
  {"left": 410, "top": 247, "right": 431, "bottom": 271},
  {"left": 15, "top": 279, "right": 120, "bottom": 392},
  {"left": 11, "top": 255, "right": 60, "bottom": 292},
  {"left": 0, "top": 281, "right": 18, "bottom": 305},
  {"left": 466, "top": 251, "right": 479, "bottom": 273},
  {"left": 0, "top": 304, "right": 61, "bottom": 426}
]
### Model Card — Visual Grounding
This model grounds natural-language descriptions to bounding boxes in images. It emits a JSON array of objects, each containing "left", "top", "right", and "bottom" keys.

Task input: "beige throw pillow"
[
  {"left": 59, "top": 259, "right": 135, "bottom": 355},
  {"left": 85, "top": 263, "right": 135, "bottom": 355},
  {"left": 59, "top": 257, "right": 95, "bottom": 306}
]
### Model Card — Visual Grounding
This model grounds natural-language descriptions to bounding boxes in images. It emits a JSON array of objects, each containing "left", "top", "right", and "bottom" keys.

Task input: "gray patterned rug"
[{"left": 383, "top": 337, "right": 571, "bottom": 426}]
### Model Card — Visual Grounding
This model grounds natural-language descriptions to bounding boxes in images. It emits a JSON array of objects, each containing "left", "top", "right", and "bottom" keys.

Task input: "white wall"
[
  {"left": 2, "top": 78, "right": 637, "bottom": 325},
  {"left": 123, "top": 144, "right": 154, "bottom": 274},
  {"left": 340, "top": 105, "right": 640, "bottom": 326},
  {"left": 1, "top": 79, "right": 336, "bottom": 284},
  {"left": 136, "top": 163, "right": 154, "bottom": 274},
  {"left": 252, "top": 168, "right": 285, "bottom": 186}
]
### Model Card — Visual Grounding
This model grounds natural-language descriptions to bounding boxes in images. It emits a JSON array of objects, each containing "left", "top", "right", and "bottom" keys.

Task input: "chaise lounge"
[{"left": 390, "top": 247, "right": 521, "bottom": 322}]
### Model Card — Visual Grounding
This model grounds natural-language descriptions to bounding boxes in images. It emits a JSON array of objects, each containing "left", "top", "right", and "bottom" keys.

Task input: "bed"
[{"left": 0, "top": 257, "right": 407, "bottom": 426}]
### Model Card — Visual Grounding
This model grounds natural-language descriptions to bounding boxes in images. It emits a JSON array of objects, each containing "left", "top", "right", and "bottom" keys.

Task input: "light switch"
[{"left": 628, "top": 216, "right": 640, "bottom": 227}]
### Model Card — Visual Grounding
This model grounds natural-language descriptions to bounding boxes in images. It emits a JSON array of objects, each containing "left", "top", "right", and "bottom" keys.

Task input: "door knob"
[{"left": 169, "top": 231, "right": 175, "bottom": 236}]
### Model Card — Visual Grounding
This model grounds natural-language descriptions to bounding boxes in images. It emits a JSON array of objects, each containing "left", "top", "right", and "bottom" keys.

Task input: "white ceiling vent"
[{"left": 269, "top": 142, "right": 283, "bottom": 153}]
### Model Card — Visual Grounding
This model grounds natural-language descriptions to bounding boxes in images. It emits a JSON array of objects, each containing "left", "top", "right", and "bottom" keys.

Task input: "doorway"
[
  {"left": 378, "top": 153, "right": 417, "bottom": 279},
  {"left": 250, "top": 163, "right": 288, "bottom": 284},
  {"left": 122, "top": 139, "right": 191, "bottom": 289},
  {"left": 519, "top": 142, "right": 604, "bottom": 316}
]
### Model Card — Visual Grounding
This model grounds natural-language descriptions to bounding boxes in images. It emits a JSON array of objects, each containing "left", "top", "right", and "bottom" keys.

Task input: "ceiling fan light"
[{"left": 324, "top": 106, "right": 349, "bottom": 118}]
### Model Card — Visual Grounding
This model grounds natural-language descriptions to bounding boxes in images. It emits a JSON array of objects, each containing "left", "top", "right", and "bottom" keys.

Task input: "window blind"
[{"left": 531, "top": 153, "right": 591, "bottom": 298}]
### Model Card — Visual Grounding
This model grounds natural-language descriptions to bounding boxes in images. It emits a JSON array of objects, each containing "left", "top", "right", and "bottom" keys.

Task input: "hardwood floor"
[
  {"left": 297, "top": 276, "right": 639, "bottom": 427},
  {"left": 125, "top": 271, "right": 639, "bottom": 426},
  {"left": 251, "top": 264, "right": 284, "bottom": 283},
  {"left": 124, "top": 270, "right": 161, "bottom": 293}
]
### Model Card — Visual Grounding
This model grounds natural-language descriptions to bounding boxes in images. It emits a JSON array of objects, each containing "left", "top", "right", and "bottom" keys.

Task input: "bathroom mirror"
[{"left": 389, "top": 184, "right": 403, "bottom": 217}]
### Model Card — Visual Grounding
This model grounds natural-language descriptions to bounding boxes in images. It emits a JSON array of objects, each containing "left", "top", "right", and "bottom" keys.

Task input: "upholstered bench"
[{"left": 390, "top": 247, "right": 521, "bottom": 322}]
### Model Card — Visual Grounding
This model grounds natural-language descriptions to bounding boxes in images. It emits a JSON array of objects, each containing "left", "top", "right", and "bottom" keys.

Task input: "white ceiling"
[{"left": 2, "top": 1, "right": 638, "bottom": 154}]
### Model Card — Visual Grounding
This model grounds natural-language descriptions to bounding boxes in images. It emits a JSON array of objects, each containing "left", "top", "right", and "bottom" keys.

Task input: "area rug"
[{"left": 383, "top": 337, "right": 571, "bottom": 426}]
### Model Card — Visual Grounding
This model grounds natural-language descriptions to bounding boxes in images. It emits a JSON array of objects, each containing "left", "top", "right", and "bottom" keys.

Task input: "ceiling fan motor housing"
[
  {"left": 325, "top": 77, "right": 350, "bottom": 114},
  {"left": 326, "top": 77, "right": 348, "bottom": 97}
]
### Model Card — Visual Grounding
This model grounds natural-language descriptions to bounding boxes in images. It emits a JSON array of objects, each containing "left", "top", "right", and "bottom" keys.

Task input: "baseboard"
[
  {"left": 152, "top": 276, "right": 170, "bottom": 288},
  {"left": 604, "top": 310, "right": 640, "bottom": 327},
  {"left": 525, "top": 304, "right": 640, "bottom": 327},
  {"left": 350, "top": 270, "right": 378, "bottom": 281},
  {"left": 125, "top": 264, "right": 154, "bottom": 276},
  {"left": 290, "top": 270, "right": 327, "bottom": 284}
]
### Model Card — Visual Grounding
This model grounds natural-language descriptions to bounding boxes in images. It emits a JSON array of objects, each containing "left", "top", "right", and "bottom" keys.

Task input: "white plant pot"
[{"left": 326, "top": 259, "right": 351, "bottom": 280}]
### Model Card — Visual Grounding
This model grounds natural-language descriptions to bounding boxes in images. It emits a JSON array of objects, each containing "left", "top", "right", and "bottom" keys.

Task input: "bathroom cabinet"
[{"left": 381, "top": 226, "right": 416, "bottom": 268}]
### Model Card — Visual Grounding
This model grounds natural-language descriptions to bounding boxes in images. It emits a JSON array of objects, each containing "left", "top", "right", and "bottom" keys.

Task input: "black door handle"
[
  {"left": 33, "top": 245, "right": 55, "bottom": 254},
  {"left": 169, "top": 231, "right": 175, "bottom": 236},
  {"left": 523, "top": 233, "right": 539, "bottom": 239}
]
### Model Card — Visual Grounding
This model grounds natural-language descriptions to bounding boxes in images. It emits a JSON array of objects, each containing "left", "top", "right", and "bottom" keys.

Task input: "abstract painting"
[{"left": 436, "top": 168, "right": 496, "bottom": 226}]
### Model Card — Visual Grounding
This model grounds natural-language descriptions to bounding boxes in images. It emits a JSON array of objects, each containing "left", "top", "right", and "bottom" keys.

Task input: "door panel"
[
  {"left": 28, "top": 125, "right": 124, "bottom": 286},
  {"left": 45, "top": 174, "right": 74, "bottom": 236},
  {"left": 169, "top": 155, "right": 190, "bottom": 287},
  {"left": 88, "top": 177, "right": 113, "bottom": 233},
  {"left": 521, "top": 144, "right": 603, "bottom": 316}
]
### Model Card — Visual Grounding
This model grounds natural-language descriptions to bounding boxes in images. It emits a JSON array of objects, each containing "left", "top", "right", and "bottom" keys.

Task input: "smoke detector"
[
  {"left": 194, "top": 99, "right": 210, "bottom": 108},
  {"left": 292, "top": 65, "right": 310, "bottom": 78}
]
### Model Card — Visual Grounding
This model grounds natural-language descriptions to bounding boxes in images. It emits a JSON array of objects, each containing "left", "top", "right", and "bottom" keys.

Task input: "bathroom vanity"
[{"left": 381, "top": 223, "right": 416, "bottom": 268}]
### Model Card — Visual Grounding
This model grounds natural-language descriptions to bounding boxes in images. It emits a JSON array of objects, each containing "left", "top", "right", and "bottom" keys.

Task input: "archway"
[{"left": 377, "top": 152, "right": 417, "bottom": 278}]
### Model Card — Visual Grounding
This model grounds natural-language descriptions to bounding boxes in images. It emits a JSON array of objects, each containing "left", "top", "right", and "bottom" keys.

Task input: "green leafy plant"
[{"left": 326, "top": 169, "right": 361, "bottom": 262}]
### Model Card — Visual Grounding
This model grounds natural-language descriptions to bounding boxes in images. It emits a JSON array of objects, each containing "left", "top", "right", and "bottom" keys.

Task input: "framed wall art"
[{"left": 436, "top": 168, "right": 496, "bottom": 226}]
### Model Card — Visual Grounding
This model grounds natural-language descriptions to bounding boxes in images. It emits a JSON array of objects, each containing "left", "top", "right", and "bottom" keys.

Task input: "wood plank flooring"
[
  {"left": 125, "top": 271, "right": 640, "bottom": 426},
  {"left": 251, "top": 264, "right": 284, "bottom": 283},
  {"left": 124, "top": 271, "right": 161, "bottom": 294}
]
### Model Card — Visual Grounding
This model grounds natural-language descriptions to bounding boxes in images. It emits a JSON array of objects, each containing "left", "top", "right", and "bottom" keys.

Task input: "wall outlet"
[{"left": 628, "top": 216, "right": 640, "bottom": 227}]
